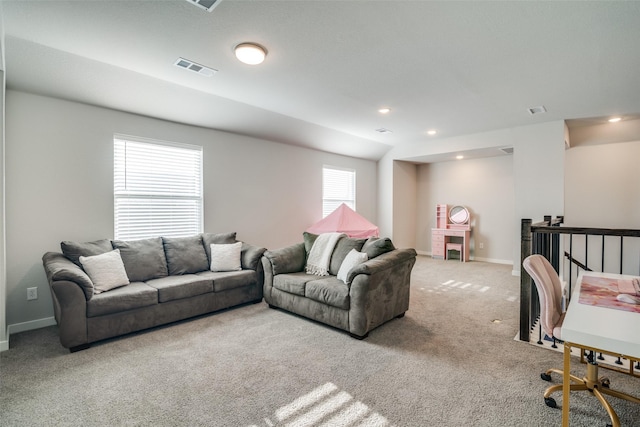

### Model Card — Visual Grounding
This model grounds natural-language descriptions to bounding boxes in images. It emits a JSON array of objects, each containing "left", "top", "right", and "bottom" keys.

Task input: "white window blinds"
[
  {"left": 322, "top": 166, "right": 356, "bottom": 217},
  {"left": 114, "top": 137, "right": 203, "bottom": 240}
]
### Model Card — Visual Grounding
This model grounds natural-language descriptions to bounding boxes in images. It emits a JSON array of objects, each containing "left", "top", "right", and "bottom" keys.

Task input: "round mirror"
[{"left": 449, "top": 205, "right": 469, "bottom": 224}]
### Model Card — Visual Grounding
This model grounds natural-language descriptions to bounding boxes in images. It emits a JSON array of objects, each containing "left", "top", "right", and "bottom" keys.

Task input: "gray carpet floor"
[{"left": 2, "top": 255, "right": 639, "bottom": 426}]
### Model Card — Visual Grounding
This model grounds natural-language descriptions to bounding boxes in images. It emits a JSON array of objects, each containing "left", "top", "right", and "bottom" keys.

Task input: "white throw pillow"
[
  {"left": 210, "top": 242, "right": 242, "bottom": 272},
  {"left": 337, "top": 249, "right": 368, "bottom": 284},
  {"left": 79, "top": 249, "right": 130, "bottom": 294}
]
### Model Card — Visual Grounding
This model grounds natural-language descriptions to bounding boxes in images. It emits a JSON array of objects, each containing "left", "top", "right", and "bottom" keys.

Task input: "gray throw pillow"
[
  {"left": 61, "top": 238, "right": 113, "bottom": 267},
  {"left": 163, "top": 235, "right": 209, "bottom": 275},
  {"left": 329, "top": 236, "right": 367, "bottom": 276},
  {"left": 112, "top": 237, "right": 168, "bottom": 282},
  {"left": 303, "top": 232, "right": 318, "bottom": 256},
  {"left": 202, "top": 232, "right": 237, "bottom": 264},
  {"left": 362, "top": 237, "right": 395, "bottom": 259}
]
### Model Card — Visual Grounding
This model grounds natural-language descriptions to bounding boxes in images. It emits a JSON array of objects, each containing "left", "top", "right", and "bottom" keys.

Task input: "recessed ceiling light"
[
  {"left": 378, "top": 108, "right": 391, "bottom": 114},
  {"left": 427, "top": 130, "right": 437, "bottom": 136},
  {"left": 456, "top": 155, "right": 464, "bottom": 160},
  {"left": 527, "top": 105, "right": 547, "bottom": 115},
  {"left": 234, "top": 43, "right": 267, "bottom": 65},
  {"left": 608, "top": 117, "right": 622, "bottom": 123}
]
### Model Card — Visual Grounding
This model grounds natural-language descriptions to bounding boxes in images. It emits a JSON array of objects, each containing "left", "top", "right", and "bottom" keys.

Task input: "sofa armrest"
[
  {"left": 346, "top": 248, "right": 417, "bottom": 285},
  {"left": 42, "top": 252, "right": 94, "bottom": 300},
  {"left": 263, "top": 243, "right": 306, "bottom": 275},
  {"left": 348, "top": 248, "right": 417, "bottom": 337},
  {"left": 241, "top": 242, "right": 267, "bottom": 271},
  {"left": 50, "top": 280, "right": 89, "bottom": 349}
]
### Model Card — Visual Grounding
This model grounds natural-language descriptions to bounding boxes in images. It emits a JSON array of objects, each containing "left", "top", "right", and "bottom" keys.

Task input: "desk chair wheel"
[
  {"left": 600, "top": 377, "right": 610, "bottom": 388},
  {"left": 540, "top": 372, "right": 552, "bottom": 381},
  {"left": 544, "top": 397, "right": 557, "bottom": 408}
]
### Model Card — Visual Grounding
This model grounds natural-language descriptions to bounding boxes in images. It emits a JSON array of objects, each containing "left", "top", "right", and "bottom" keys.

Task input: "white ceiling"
[{"left": 2, "top": 0, "right": 640, "bottom": 161}]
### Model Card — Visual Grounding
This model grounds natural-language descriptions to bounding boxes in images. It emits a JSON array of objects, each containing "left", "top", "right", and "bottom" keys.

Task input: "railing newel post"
[{"left": 520, "top": 218, "right": 532, "bottom": 342}]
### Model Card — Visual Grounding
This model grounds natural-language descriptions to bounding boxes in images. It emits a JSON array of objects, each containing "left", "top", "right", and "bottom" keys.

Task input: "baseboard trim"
[
  {"left": 0, "top": 339, "right": 8, "bottom": 352},
  {"left": 8, "top": 317, "right": 56, "bottom": 336},
  {"left": 416, "top": 251, "right": 512, "bottom": 266}
]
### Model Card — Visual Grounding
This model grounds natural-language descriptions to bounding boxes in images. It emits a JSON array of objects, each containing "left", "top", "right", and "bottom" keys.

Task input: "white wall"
[
  {"left": 565, "top": 140, "right": 640, "bottom": 228},
  {"left": 0, "top": 6, "right": 7, "bottom": 350},
  {"left": 380, "top": 121, "right": 566, "bottom": 270},
  {"left": 392, "top": 161, "right": 417, "bottom": 249},
  {"left": 416, "top": 155, "right": 514, "bottom": 263},
  {"left": 4, "top": 91, "right": 377, "bottom": 330}
]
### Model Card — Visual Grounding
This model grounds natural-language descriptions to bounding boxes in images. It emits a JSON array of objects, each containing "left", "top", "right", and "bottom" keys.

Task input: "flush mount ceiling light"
[
  {"left": 456, "top": 155, "right": 464, "bottom": 160},
  {"left": 608, "top": 117, "right": 622, "bottom": 123},
  {"left": 427, "top": 129, "right": 437, "bottom": 136},
  {"left": 378, "top": 108, "right": 391, "bottom": 114},
  {"left": 234, "top": 43, "right": 267, "bottom": 65}
]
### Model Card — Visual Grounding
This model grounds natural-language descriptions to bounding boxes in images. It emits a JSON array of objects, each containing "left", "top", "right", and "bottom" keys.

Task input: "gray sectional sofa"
[
  {"left": 262, "top": 233, "right": 417, "bottom": 339},
  {"left": 42, "top": 232, "right": 265, "bottom": 352}
]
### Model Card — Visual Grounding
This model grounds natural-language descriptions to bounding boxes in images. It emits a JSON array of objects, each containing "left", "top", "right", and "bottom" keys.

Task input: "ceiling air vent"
[
  {"left": 174, "top": 58, "right": 217, "bottom": 77},
  {"left": 500, "top": 147, "right": 514, "bottom": 154},
  {"left": 527, "top": 105, "right": 547, "bottom": 115},
  {"left": 184, "top": 0, "right": 222, "bottom": 12},
  {"left": 375, "top": 128, "right": 393, "bottom": 134}
]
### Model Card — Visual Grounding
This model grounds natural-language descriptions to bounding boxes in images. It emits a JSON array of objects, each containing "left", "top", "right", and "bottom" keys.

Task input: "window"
[
  {"left": 114, "top": 136, "right": 203, "bottom": 240},
  {"left": 322, "top": 166, "right": 356, "bottom": 217}
]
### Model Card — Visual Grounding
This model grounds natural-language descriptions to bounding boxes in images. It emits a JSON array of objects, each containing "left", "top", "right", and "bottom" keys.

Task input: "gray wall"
[{"left": 4, "top": 90, "right": 377, "bottom": 329}]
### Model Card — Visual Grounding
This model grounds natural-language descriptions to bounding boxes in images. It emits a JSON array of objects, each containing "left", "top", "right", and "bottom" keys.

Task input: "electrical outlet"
[
  {"left": 27, "top": 287, "right": 38, "bottom": 301},
  {"left": 479, "top": 242, "right": 484, "bottom": 249}
]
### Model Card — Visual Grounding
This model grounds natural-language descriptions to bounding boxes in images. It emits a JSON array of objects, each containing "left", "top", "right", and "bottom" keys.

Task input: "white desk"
[{"left": 560, "top": 272, "right": 640, "bottom": 426}]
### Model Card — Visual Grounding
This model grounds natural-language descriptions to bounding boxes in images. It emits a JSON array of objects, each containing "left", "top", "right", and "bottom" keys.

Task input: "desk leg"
[{"left": 562, "top": 342, "right": 571, "bottom": 427}]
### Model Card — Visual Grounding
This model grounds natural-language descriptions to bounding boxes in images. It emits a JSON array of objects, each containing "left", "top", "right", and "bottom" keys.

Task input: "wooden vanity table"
[{"left": 431, "top": 204, "right": 471, "bottom": 262}]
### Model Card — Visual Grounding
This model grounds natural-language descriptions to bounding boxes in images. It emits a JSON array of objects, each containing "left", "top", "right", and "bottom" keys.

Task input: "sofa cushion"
[
  {"left": 202, "top": 232, "right": 237, "bottom": 264},
  {"left": 112, "top": 237, "right": 169, "bottom": 282},
  {"left": 79, "top": 249, "right": 130, "bottom": 294},
  {"left": 329, "top": 236, "right": 367, "bottom": 275},
  {"left": 163, "top": 235, "right": 209, "bottom": 275},
  {"left": 61, "top": 238, "right": 113, "bottom": 267},
  {"left": 86, "top": 282, "right": 158, "bottom": 317},
  {"left": 362, "top": 237, "right": 396, "bottom": 259},
  {"left": 305, "top": 277, "right": 350, "bottom": 310},
  {"left": 336, "top": 249, "right": 368, "bottom": 284},
  {"left": 209, "top": 242, "right": 242, "bottom": 272},
  {"left": 196, "top": 270, "right": 257, "bottom": 292},
  {"left": 273, "top": 272, "right": 316, "bottom": 296},
  {"left": 146, "top": 274, "right": 213, "bottom": 303}
]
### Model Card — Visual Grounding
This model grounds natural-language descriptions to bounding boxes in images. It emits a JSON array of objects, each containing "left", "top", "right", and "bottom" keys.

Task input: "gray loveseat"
[
  {"left": 42, "top": 232, "right": 265, "bottom": 351},
  {"left": 262, "top": 233, "right": 417, "bottom": 339}
]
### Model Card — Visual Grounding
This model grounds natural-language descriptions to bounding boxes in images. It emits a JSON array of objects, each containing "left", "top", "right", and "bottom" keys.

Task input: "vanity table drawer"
[
  {"left": 432, "top": 247, "right": 445, "bottom": 257},
  {"left": 432, "top": 234, "right": 445, "bottom": 242}
]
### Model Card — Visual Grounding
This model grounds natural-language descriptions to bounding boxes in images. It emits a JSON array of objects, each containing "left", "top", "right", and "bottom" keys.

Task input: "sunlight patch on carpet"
[{"left": 251, "top": 382, "right": 391, "bottom": 427}]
